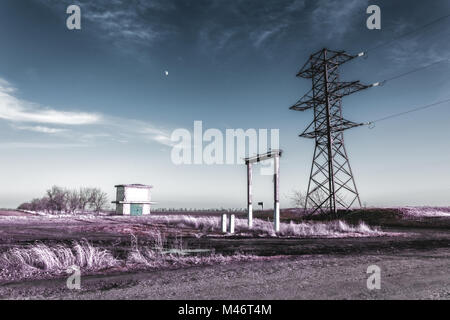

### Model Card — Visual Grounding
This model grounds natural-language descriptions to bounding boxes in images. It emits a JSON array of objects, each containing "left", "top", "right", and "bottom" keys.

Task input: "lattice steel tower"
[{"left": 290, "top": 48, "right": 371, "bottom": 214}]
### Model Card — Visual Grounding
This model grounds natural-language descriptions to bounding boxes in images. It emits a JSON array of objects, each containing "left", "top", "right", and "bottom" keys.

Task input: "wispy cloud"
[
  {"left": 0, "top": 77, "right": 173, "bottom": 148},
  {"left": 38, "top": 0, "right": 174, "bottom": 49},
  {"left": 104, "top": 117, "right": 174, "bottom": 147},
  {"left": 0, "top": 79, "right": 101, "bottom": 125},
  {"left": 198, "top": 0, "right": 307, "bottom": 52},
  {"left": 310, "top": 0, "right": 368, "bottom": 40},
  {"left": 0, "top": 142, "right": 87, "bottom": 149},
  {"left": 250, "top": 23, "right": 289, "bottom": 48},
  {"left": 39, "top": 0, "right": 310, "bottom": 55},
  {"left": 12, "top": 125, "right": 68, "bottom": 134},
  {"left": 151, "top": 134, "right": 175, "bottom": 147},
  {"left": 383, "top": 28, "right": 450, "bottom": 67}
]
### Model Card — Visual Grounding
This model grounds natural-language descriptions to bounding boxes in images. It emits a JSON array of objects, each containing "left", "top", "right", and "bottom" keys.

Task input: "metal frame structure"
[
  {"left": 244, "top": 149, "right": 282, "bottom": 231},
  {"left": 290, "top": 49, "right": 370, "bottom": 215}
]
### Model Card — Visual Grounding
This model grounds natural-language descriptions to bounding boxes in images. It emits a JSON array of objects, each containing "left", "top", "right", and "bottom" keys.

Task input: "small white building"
[{"left": 112, "top": 184, "right": 155, "bottom": 216}]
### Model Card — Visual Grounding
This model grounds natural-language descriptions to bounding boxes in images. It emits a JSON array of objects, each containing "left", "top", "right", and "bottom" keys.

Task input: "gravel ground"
[{"left": 1, "top": 248, "right": 448, "bottom": 300}]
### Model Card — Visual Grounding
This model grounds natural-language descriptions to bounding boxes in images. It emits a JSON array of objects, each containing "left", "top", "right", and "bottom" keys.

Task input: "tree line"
[{"left": 18, "top": 186, "right": 109, "bottom": 215}]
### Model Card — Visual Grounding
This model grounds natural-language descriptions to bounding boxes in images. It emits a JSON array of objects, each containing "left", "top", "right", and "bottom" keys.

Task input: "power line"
[
  {"left": 363, "top": 58, "right": 450, "bottom": 88},
  {"left": 382, "top": 58, "right": 450, "bottom": 83},
  {"left": 365, "top": 97, "right": 450, "bottom": 125},
  {"left": 366, "top": 13, "right": 450, "bottom": 53}
]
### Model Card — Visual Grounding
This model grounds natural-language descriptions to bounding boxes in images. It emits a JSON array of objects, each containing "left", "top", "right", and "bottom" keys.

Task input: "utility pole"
[
  {"left": 245, "top": 149, "right": 282, "bottom": 231},
  {"left": 290, "top": 49, "right": 370, "bottom": 215},
  {"left": 247, "top": 162, "right": 253, "bottom": 228}
]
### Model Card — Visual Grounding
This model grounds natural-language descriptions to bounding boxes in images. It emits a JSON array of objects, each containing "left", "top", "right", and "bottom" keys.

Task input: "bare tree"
[
  {"left": 35, "top": 197, "right": 50, "bottom": 213},
  {"left": 290, "top": 188, "right": 330, "bottom": 211},
  {"left": 89, "top": 188, "right": 108, "bottom": 214},
  {"left": 17, "top": 202, "right": 32, "bottom": 211},
  {"left": 19, "top": 186, "right": 109, "bottom": 215},
  {"left": 18, "top": 197, "right": 50, "bottom": 213},
  {"left": 308, "top": 189, "right": 328, "bottom": 208},
  {"left": 46, "top": 186, "right": 68, "bottom": 214},
  {"left": 78, "top": 187, "right": 93, "bottom": 213},
  {"left": 67, "top": 190, "right": 80, "bottom": 215},
  {"left": 290, "top": 189, "right": 307, "bottom": 209}
]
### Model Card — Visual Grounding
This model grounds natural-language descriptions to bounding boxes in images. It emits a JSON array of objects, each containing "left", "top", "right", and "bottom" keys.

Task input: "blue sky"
[{"left": 0, "top": 0, "right": 449, "bottom": 209}]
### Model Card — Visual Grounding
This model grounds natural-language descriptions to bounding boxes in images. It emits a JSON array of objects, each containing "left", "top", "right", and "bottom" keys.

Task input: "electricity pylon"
[{"left": 290, "top": 48, "right": 370, "bottom": 214}]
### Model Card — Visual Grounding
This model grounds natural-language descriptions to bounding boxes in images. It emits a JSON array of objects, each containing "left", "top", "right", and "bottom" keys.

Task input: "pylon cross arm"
[
  {"left": 290, "top": 81, "right": 370, "bottom": 111},
  {"left": 299, "top": 120, "right": 364, "bottom": 139}
]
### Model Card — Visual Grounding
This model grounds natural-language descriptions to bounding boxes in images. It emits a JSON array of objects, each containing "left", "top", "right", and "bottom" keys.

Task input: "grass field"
[{"left": 0, "top": 207, "right": 448, "bottom": 299}]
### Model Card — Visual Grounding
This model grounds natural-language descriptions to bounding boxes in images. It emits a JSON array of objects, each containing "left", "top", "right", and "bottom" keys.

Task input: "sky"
[{"left": 0, "top": 0, "right": 449, "bottom": 209}]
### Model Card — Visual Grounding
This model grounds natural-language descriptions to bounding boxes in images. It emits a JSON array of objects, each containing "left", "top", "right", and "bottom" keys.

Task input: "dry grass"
[
  {"left": 0, "top": 235, "right": 266, "bottom": 282},
  {"left": 398, "top": 207, "right": 450, "bottom": 217},
  {"left": 147, "top": 215, "right": 386, "bottom": 238},
  {"left": 150, "top": 215, "right": 220, "bottom": 232},
  {"left": 238, "top": 219, "right": 384, "bottom": 237},
  {"left": 0, "top": 240, "right": 117, "bottom": 278}
]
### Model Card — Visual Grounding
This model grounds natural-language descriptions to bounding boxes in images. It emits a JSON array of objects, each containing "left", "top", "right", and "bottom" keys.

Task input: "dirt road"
[{"left": 1, "top": 248, "right": 448, "bottom": 300}]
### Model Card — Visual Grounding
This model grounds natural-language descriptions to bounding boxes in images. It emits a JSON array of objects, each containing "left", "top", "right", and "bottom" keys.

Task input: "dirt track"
[{"left": 1, "top": 248, "right": 448, "bottom": 300}]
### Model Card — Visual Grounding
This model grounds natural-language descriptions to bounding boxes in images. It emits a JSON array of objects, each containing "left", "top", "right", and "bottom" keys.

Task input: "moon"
[{"left": 165, "top": 71, "right": 169, "bottom": 76}]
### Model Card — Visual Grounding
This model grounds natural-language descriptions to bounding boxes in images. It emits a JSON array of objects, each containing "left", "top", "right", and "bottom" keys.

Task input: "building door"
[{"left": 130, "top": 204, "right": 143, "bottom": 216}]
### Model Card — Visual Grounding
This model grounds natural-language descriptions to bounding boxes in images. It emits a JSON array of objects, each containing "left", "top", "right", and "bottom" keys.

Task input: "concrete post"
[
  {"left": 247, "top": 162, "right": 253, "bottom": 228},
  {"left": 274, "top": 155, "right": 280, "bottom": 232},
  {"left": 221, "top": 213, "right": 227, "bottom": 233},
  {"left": 228, "top": 214, "right": 235, "bottom": 234}
]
